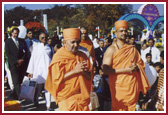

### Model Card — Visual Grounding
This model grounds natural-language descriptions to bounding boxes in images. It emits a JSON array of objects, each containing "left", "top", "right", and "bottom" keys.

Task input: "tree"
[
  {"left": 4, "top": 4, "right": 132, "bottom": 37},
  {"left": 4, "top": 6, "right": 33, "bottom": 30}
]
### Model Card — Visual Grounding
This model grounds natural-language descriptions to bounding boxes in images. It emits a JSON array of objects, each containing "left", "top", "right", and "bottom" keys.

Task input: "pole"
[
  {"left": 111, "top": 28, "right": 113, "bottom": 38},
  {"left": 98, "top": 26, "right": 100, "bottom": 38},
  {"left": 43, "top": 14, "right": 48, "bottom": 33},
  {"left": 131, "top": 27, "right": 133, "bottom": 35},
  {"left": 57, "top": 26, "right": 59, "bottom": 35}
]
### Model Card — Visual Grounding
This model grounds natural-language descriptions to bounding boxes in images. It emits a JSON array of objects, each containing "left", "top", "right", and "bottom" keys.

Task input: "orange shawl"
[
  {"left": 79, "top": 39, "right": 95, "bottom": 62},
  {"left": 45, "top": 46, "right": 92, "bottom": 111},
  {"left": 109, "top": 44, "right": 150, "bottom": 111}
]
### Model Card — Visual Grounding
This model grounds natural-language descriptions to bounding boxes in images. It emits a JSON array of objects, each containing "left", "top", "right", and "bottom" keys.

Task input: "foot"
[{"left": 46, "top": 107, "right": 54, "bottom": 111}]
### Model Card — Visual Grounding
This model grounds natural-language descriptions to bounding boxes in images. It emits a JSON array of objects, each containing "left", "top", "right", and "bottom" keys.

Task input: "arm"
[
  {"left": 17, "top": 40, "right": 28, "bottom": 66},
  {"left": 63, "top": 69, "right": 78, "bottom": 80},
  {"left": 82, "top": 71, "right": 91, "bottom": 80},
  {"left": 5, "top": 41, "right": 18, "bottom": 65},
  {"left": 63, "top": 60, "right": 90, "bottom": 81},
  {"left": 102, "top": 46, "right": 136, "bottom": 75},
  {"left": 102, "top": 64, "right": 131, "bottom": 75}
]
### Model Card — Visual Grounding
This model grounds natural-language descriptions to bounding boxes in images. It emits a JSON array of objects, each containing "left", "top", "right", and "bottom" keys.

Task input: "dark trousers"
[
  {"left": 10, "top": 65, "right": 26, "bottom": 98},
  {"left": 96, "top": 76, "right": 111, "bottom": 111}
]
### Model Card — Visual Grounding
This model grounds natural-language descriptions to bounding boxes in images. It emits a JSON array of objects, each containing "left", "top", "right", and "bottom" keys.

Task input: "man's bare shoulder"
[
  {"left": 103, "top": 44, "right": 117, "bottom": 65},
  {"left": 105, "top": 44, "right": 117, "bottom": 56}
]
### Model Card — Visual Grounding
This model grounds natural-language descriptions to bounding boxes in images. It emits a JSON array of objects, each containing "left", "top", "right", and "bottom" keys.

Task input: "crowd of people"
[{"left": 4, "top": 20, "right": 164, "bottom": 111}]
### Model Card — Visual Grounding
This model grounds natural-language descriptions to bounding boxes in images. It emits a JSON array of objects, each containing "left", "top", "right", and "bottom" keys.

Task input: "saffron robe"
[
  {"left": 79, "top": 39, "right": 95, "bottom": 62},
  {"left": 45, "top": 46, "right": 92, "bottom": 111},
  {"left": 109, "top": 44, "right": 150, "bottom": 111},
  {"left": 79, "top": 39, "right": 95, "bottom": 91}
]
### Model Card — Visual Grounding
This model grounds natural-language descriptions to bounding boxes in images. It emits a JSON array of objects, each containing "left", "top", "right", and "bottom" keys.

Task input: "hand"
[
  {"left": 74, "top": 60, "right": 88, "bottom": 74},
  {"left": 81, "top": 60, "right": 89, "bottom": 72},
  {"left": 142, "top": 102, "right": 148, "bottom": 110},
  {"left": 129, "top": 61, "right": 138, "bottom": 73},
  {"left": 28, "top": 74, "right": 33, "bottom": 78},
  {"left": 17, "top": 59, "right": 24, "bottom": 66}
]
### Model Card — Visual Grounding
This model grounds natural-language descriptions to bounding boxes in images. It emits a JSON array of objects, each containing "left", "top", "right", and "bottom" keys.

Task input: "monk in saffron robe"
[
  {"left": 102, "top": 20, "right": 150, "bottom": 111},
  {"left": 79, "top": 28, "right": 95, "bottom": 91},
  {"left": 79, "top": 27, "right": 95, "bottom": 62},
  {"left": 45, "top": 28, "right": 92, "bottom": 111}
]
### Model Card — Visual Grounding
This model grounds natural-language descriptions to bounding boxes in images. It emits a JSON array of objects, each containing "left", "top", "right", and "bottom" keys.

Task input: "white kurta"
[
  {"left": 25, "top": 38, "right": 40, "bottom": 59},
  {"left": 27, "top": 43, "right": 52, "bottom": 84},
  {"left": 141, "top": 46, "right": 160, "bottom": 63}
]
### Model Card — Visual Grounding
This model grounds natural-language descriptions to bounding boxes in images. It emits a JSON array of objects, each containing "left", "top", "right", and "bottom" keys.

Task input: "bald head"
[
  {"left": 39, "top": 32, "right": 47, "bottom": 44},
  {"left": 80, "top": 27, "right": 88, "bottom": 40}
]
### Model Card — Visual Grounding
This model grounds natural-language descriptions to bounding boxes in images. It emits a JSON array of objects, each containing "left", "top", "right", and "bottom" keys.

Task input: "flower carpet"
[{"left": 4, "top": 99, "right": 22, "bottom": 111}]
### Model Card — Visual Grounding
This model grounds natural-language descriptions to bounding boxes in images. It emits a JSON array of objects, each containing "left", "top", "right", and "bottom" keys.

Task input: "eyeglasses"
[
  {"left": 116, "top": 30, "right": 128, "bottom": 33},
  {"left": 71, "top": 40, "right": 80, "bottom": 44},
  {"left": 41, "top": 37, "right": 47, "bottom": 39}
]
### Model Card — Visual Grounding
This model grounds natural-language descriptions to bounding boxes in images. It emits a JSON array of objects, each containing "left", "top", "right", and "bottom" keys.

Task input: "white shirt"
[
  {"left": 25, "top": 38, "right": 40, "bottom": 59},
  {"left": 27, "top": 43, "right": 52, "bottom": 84},
  {"left": 141, "top": 49, "right": 145, "bottom": 55},
  {"left": 141, "top": 46, "right": 160, "bottom": 63},
  {"left": 12, "top": 37, "right": 19, "bottom": 49}
]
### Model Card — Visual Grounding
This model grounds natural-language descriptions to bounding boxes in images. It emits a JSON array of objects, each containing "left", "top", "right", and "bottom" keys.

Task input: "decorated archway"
[
  {"left": 118, "top": 13, "right": 150, "bottom": 30},
  {"left": 151, "top": 17, "right": 164, "bottom": 31},
  {"left": 117, "top": 4, "right": 164, "bottom": 32}
]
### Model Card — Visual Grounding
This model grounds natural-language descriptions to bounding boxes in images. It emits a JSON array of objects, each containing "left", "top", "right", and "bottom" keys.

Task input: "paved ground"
[{"left": 4, "top": 80, "right": 59, "bottom": 111}]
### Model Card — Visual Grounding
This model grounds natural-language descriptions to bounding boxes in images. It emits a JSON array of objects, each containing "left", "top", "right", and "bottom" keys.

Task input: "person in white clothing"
[
  {"left": 27, "top": 32, "right": 54, "bottom": 111},
  {"left": 140, "top": 43, "right": 148, "bottom": 55},
  {"left": 141, "top": 38, "right": 160, "bottom": 63},
  {"left": 161, "top": 32, "right": 164, "bottom": 47},
  {"left": 141, "top": 30, "right": 149, "bottom": 42}
]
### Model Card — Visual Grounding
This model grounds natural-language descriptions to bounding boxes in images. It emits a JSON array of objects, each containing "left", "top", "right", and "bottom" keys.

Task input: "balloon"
[{"left": 145, "top": 65, "right": 157, "bottom": 86}]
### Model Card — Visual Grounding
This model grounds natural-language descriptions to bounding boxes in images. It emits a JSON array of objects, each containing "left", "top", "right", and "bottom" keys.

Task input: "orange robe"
[
  {"left": 80, "top": 39, "right": 95, "bottom": 91},
  {"left": 45, "top": 46, "right": 92, "bottom": 111},
  {"left": 109, "top": 44, "right": 150, "bottom": 111},
  {"left": 79, "top": 39, "right": 95, "bottom": 62}
]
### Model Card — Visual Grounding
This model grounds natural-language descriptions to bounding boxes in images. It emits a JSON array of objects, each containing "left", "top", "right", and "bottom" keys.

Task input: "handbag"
[
  {"left": 19, "top": 76, "right": 37, "bottom": 102},
  {"left": 89, "top": 92, "right": 100, "bottom": 111}
]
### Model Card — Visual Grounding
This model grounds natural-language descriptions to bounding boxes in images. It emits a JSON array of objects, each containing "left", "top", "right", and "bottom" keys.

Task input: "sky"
[{"left": 4, "top": 3, "right": 164, "bottom": 16}]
